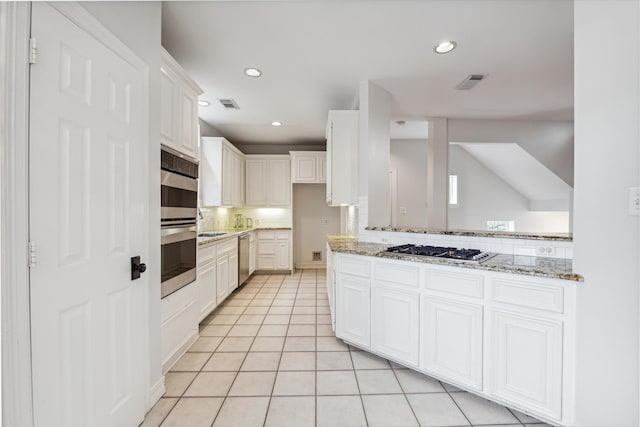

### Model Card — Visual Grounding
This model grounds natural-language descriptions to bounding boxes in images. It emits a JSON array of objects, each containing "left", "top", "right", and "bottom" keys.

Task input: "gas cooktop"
[{"left": 386, "top": 244, "right": 497, "bottom": 263}]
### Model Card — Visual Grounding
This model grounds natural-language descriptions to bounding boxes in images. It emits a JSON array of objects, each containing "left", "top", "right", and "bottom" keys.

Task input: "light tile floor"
[{"left": 142, "top": 270, "right": 551, "bottom": 427}]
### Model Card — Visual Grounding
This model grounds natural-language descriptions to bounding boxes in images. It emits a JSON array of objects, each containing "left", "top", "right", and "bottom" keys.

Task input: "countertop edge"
[
  {"left": 198, "top": 227, "right": 292, "bottom": 246},
  {"left": 364, "top": 226, "right": 573, "bottom": 242}
]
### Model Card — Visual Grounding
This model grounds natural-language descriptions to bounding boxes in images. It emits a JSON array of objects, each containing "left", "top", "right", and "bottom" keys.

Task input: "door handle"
[{"left": 131, "top": 256, "right": 147, "bottom": 280}]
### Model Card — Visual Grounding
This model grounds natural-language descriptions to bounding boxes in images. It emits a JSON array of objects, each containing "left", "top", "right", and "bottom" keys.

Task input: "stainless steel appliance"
[
  {"left": 161, "top": 147, "right": 198, "bottom": 298},
  {"left": 386, "top": 244, "right": 497, "bottom": 263},
  {"left": 238, "top": 233, "right": 250, "bottom": 286}
]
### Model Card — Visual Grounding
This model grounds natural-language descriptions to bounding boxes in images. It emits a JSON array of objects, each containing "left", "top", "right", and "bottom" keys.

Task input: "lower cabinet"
[
  {"left": 490, "top": 309, "right": 563, "bottom": 420},
  {"left": 257, "top": 230, "right": 291, "bottom": 271},
  {"left": 197, "top": 261, "right": 217, "bottom": 322},
  {"left": 249, "top": 232, "right": 256, "bottom": 275},
  {"left": 229, "top": 251, "right": 238, "bottom": 291},
  {"left": 216, "top": 252, "right": 230, "bottom": 301},
  {"left": 371, "top": 284, "right": 419, "bottom": 366},
  {"left": 421, "top": 296, "right": 483, "bottom": 390},
  {"left": 335, "top": 273, "right": 370, "bottom": 348}
]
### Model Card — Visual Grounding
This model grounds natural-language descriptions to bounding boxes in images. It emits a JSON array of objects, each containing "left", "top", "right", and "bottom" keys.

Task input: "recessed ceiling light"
[
  {"left": 434, "top": 41, "right": 457, "bottom": 54},
  {"left": 271, "top": 121, "right": 282, "bottom": 127},
  {"left": 198, "top": 100, "right": 210, "bottom": 106},
  {"left": 245, "top": 68, "right": 262, "bottom": 77}
]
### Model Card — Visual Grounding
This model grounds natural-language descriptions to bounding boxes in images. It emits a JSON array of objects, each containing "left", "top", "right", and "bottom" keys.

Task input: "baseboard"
[
  {"left": 148, "top": 376, "right": 166, "bottom": 409},
  {"left": 295, "top": 262, "right": 327, "bottom": 269},
  {"left": 161, "top": 329, "right": 198, "bottom": 373}
]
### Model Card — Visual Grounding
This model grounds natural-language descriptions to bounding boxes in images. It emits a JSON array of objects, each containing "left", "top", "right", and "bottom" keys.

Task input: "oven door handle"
[
  {"left": 161, "top": 170, "right": 197, "bottom": 192},
  {"left": 161, "top": 225, "right": 197, "bottom": 245}
]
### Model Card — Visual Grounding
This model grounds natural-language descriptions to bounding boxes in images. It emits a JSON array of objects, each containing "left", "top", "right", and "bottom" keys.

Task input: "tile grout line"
[{"left": 388, "top": 364, "right": 422, "bottom": 426}]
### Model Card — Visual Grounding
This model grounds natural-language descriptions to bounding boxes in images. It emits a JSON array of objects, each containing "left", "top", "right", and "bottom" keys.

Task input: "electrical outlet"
[
  {"left": 536, "top": 246, "right": 555, "bottom": 256},
  {"left": 399, "top": 207, "right": 407, "bottom": 214},
  {"left": 629, "top": 187, "right": 640, "bottom": 215}
]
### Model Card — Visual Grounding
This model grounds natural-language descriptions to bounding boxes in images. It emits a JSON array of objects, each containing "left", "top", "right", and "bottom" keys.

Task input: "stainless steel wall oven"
[{"left": 161, "top": 147, "right": 198, "bottom": 298}]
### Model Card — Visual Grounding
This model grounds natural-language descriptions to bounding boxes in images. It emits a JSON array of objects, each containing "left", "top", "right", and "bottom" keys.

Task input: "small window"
[
  {"left": 486, "top": 220, "right": 515, "bottom": 232},
  {"left": 448, "top": 175, "right": 458, "bottom": 205}
]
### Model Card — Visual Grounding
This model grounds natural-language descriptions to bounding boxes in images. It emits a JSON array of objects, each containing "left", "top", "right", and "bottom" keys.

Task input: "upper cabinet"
[
  {"left": 326, "top": 110, "right": 358, "bottom": 206},
  {"left": 290, "top": 151, "right": 327, "bottom": 184},
  {"left": 245, "top": 155, "right": 291, "bottom": 207},
  {"left": 160, "top": 48, "right": 203, "bottom": 160},
  {"left": 201, "top": 137, "right": 244, "bottom": 207}
]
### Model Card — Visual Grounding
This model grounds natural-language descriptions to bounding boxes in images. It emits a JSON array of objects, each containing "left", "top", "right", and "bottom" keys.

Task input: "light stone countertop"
[
  {"left": 327, "top": 235, "right": 583, "bottom": 282},
  {"left": 364, "top": 226, "right": 573, "bottom": 241},
  {"left": 198, "top": 227, "right": 292, "bottom": 246}
]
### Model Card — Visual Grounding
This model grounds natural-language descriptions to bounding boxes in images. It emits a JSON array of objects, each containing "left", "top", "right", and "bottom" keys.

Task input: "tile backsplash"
[{"left": 199, "top": 206, "right": 292, "bottom": 230}]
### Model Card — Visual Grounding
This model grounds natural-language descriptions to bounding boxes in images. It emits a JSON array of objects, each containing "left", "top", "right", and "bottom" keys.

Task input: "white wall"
[
  {"left": 292, "top": 184, "right": 340, "bottom": 267},
  {"left": 448, "top": 144, "right": 570, "bottom": 233},
  {"left": 573, "top": 2, "right": 639, "bottom": 426},
  {"left": 359, "top": 81, "right": 391, "bottom": 226},
  {"left": 390, "top": 139, "right": 428, "bottom": 227},
  {"left": 448, "top": 119, "right": 574, "bottom": 186},
  {"left": 81, "top": 0, "right": 163, "bottom": 409}
]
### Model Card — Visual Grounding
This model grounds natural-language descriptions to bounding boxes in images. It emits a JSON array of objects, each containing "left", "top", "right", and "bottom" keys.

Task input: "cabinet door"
[
  {"left": 371, "top": 284, "right": 419, "bottom": 366},
  {"left": 197, "top": 262, "right": 217, "bottom": 322},
  {"left": 232, "top": 155, "right": 244, "bottom": 206},
  {"left": 216, "top": 254, "right": 230, "bottom": 302},
  {"left": 293, "top": 155, "right": 317, "bottom": 183},
  {"left": 269, "top": 159, "right": 291, "bottom": 206},
  {"left": 275, "top": 242, "right": 290, "bottom": 270},
  {"left": 229, "top": 252, "right": 238, "bottom": 292},
  {"left": 422, "top": 296, "right": 483, "bottom": 390},
  {"left": 179, "top": 88, "right": 198, "bottom": 159},
  {"left": 245, "top": 159, "right": 268, "bottom": 206},
  {"left": 490, "top": 310, "right": 563, "bottom": 420},
  {"left": 221, "top": 147, "right": 233, "bottom": 206},
  {"left": 336, "top": 273, "right": 370, "bottom": 348},
  {"left": 249, "top": 241, "right": 256, "bottom": 275},
  {"left": 317, "top": 153, "right": 327, "bottom": 183},
  {"left": 160, "top": 67, "right": 178, "bottom": 150}
]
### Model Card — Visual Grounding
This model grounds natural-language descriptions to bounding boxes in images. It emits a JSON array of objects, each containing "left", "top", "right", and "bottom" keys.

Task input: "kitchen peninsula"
[{"left": 326, "top": 234, "right": 580, "bottom": 426}]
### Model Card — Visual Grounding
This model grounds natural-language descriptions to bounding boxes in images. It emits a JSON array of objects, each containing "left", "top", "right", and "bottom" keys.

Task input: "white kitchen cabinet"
[
  {"left": 256, "top": 230, "right": 292, "bottom": 271},
  {"left": 201, "top": 137, "right": 244, "bottom": 207},
  {"left": 490, "top": 309, "right": 563, "bottom": 421},
  {"left": 336, "top": 273, "right": 370, "bottom": 349},
  {"left": 160, "top": 48, "right": 203, "bottom": 160},
  {"left": 161, "top": 282, "right": 199, "bottom": 373},
  {"left": 372, "top": 284, "right": 419, "bottom": 366},
  {"left": 422, "top": 296, "right": 483, "bottom": 391},
  {"left": 326, "top": 244, "right": 335, "bottom": 329},
  {"left": 197, "top": 244, "right": 217, "bottom": 322},
  {"left": 245, "top": 155, "right": 291, "bottom": 207},
  {"left": 290, "top": 151, "right": 327, "bottom": 183},
  {"left": 326, "top": 110, "right": 358, "bottom": 206},
  {"left": 215, "top": 237, "right": 238, "bottom": 302},
  {"left": 249, "top": 232, "right": 256, "bottom": 275}
]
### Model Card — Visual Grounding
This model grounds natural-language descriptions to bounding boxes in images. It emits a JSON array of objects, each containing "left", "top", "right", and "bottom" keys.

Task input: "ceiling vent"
[
  {"left": 218, "top": 98, "right": 240, "bottom": 109},
  {"left": 455, "top": 74, "right": 487, "bottom": 90}
]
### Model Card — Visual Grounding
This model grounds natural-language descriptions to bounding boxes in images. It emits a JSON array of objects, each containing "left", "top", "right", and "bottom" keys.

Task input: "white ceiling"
[{"left": 162, "top": 0, "right": 574, "bottom": 146}]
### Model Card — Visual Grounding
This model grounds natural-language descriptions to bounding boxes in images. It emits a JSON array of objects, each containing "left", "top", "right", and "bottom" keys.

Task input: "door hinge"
[
  {"left": 28, "top": 241, "right": 36, "bottom": 268},
  {"left": 29, "top": 38, "right": 37, "bottom": 64}
]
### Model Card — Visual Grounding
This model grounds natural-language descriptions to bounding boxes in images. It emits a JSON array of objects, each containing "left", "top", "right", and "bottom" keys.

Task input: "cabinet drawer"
[
  {"left": 198, "top": 245, "right": 216, "bottom": 265},
  {"left": 425, "top": 269, "right": 484, "bottom": 299},
  {"left": 374, "top": 261, "right": 420, "bottom": 288},
  {"left": 258, "top": 231, "right": 275, "bottom": 240},
  {"left": 276, "top": 230, "right": 290, "bottom": 240},
  {"left": 491, "top": 278, "right": 564, "bottom": 313},
  {"left": 337, "top": 256, "right": 370, "bottom": 278},
  {"left": 217, "top": 237, "right": 237, "bottom": 255}
]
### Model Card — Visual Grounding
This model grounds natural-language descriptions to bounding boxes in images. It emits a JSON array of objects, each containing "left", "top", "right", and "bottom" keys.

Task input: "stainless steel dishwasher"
[{"left": 238, "top": 233, "right": 250, "bottom": 286}]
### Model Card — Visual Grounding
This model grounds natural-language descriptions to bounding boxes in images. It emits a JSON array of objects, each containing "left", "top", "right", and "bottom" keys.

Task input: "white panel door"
[
  {"left": 245, "top": 159, "right": 268, "bottom": 206},
  {"left": 275, "top": 242, "right": 290, "bottom": 269},
  {"left": 422, "top": 296, "right": 483, "bottom": 390},
  {"left": 317, "top": 153, "right": 327, "bottom": 183},
  {"left": 336, "top": 274, "right": 370, "bottom": 348},
  {"left": 293, "top": 155, "right": 317, "bottom": 182},
  {"left": 490, "top": 309, "right": 563, "bottom": 420},
  {"left": 269, "top": 159, "right": 291, "bottom": 206},
  {"left": 371, "top": 284, "right": 419, "bottom": 366},
  {"left": 159, "top": 66, "right": 177, "bottom": 150},
  {"left": 229, "top": 252, "right": 239, "bottom": 291},
  {"left": 217, "top": 254, "right": 230, "bottom": 301},
  {"left": 197, "top": 262, "right": 217, "bottom": 322},
  {"left": 29, "top": 4, "right": 147, "bottom": 427},
  {"left": 221, "top": 146, "right": 233, "bottom": 206},
  {"left": 179, "top": 87, "right": 198, "bottom": 159}
]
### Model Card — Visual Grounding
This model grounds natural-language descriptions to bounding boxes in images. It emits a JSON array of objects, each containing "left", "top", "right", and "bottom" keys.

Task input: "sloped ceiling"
[{"left": 452, "top": 142, "right": 572, "bottom": 210}]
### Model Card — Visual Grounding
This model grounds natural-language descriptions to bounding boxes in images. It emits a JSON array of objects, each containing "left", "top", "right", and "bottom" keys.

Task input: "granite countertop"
[
  {"left": 327, "top": 235, "right": 583, "bottom": 282},
  {"left": 198, "top": 227, "right": 292, "bottom": 246},
  {"left": 364, "top": 226, "right": 573, "bottom": 242}
]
